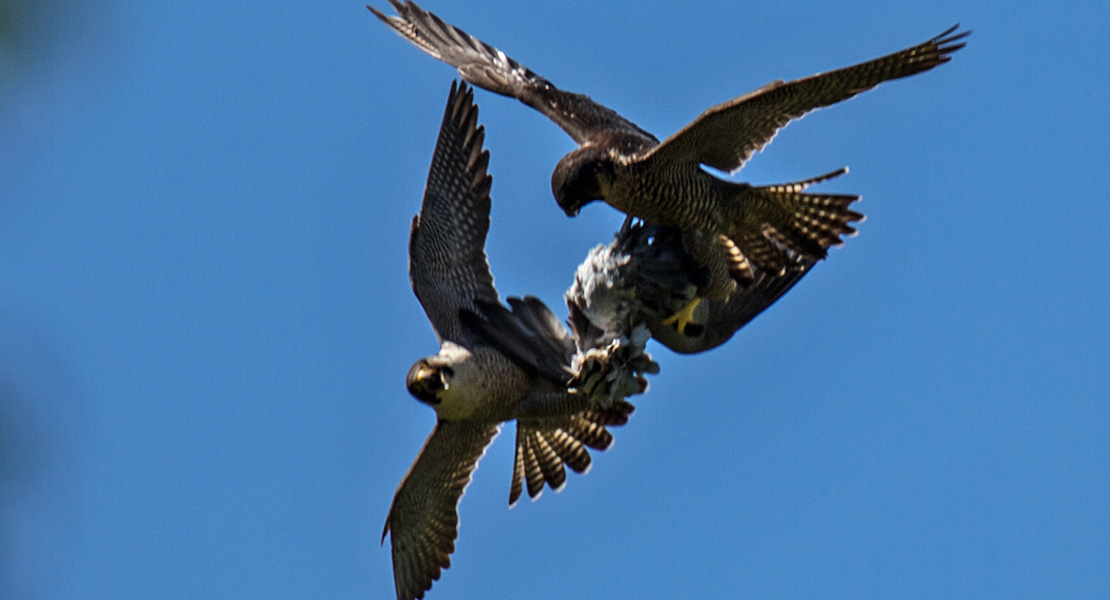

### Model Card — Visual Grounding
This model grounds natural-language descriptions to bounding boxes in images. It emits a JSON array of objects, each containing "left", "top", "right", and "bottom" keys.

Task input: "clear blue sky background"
[{"left": 2, "top": 1, "right": 1107, "bottom": 598}]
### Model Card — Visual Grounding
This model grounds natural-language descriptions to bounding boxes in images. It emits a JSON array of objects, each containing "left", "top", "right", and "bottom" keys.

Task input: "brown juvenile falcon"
[
  {"left": 369, "top": 1, "right": 968, "bottom": 329},
  {"left": 384, "top": 81, "right": 633, "bottom": 600}
]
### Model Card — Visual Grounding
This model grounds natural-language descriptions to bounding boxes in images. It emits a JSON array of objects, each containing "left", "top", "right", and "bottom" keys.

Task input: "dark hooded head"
[
  {"left": 551, "top": 146, "right": 615, "bottom": 217},
  {"left": 405, "top": 358, "right": 453, "bottom": 406}
]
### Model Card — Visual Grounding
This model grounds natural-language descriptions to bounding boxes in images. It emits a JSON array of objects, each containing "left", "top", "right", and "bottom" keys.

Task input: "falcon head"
[
  {"left": 406, "top": 357, "right": 453, "bottom": 406},
  {"left": 551, "top": 146, "right": 615, "bottom": 217},
  {"left": 406, "top": 342, "right": 484, "bottom": 421}
]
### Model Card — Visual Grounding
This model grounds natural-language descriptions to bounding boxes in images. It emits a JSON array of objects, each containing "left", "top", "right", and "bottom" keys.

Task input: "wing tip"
[
  {"left": 933, "top": 24, "right": 971, "bottom": 58},
  {"left": 366, "top": 0, "right": 406, "bottom": 30}
]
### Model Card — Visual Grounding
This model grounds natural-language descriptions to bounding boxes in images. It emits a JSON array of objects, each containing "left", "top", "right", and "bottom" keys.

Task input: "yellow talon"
[{"left": 660, "top": 297, "right": 702, "bottom": 336}]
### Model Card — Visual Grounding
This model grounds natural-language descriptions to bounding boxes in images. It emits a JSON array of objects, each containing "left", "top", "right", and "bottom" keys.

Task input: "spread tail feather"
[
  {"left": 509, "top": 400, "right": 634, "bottom": 507},
  {"left": 732, "top": 167, "right": 863, "bottom": 272}
]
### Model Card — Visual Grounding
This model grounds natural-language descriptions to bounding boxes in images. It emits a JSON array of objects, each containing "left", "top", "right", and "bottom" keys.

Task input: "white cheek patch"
[{"left": 431, "top": 344, "right": 481, "bottom": 421}]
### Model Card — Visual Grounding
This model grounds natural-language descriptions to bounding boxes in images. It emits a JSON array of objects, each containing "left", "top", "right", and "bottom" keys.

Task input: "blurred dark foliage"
[
  {"left": 0, "top": 381, "right": 36, "bottom": 600},
  {"left": 0, "top": 321, "right": 84, "bottom": 600},
  {"left": 0, "top": 0, "right": 54, "bottom": 71},
  {"left": 0, "top": 0, "right": 113, "bottom": 101}
]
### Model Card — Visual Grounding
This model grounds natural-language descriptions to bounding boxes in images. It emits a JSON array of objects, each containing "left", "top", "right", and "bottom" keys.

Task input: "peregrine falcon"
[
  {"left": 370, "top": 1, "right": 967, "bottom": 326},
  {"left": 384, "top": 81, "right": 635, "bottom": 600}
]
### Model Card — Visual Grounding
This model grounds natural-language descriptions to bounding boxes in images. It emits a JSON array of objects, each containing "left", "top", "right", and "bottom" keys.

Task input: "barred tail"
[
  {"left": 732, "top": 167, "right": 863, "bottom": 274},
  {"left": 510, "top": 400, "right": 634, "bottom": 507}
]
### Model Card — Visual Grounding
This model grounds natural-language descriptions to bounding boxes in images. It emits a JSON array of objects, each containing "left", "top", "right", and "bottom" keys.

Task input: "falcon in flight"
[
  {"left": 370, "top": 1, "right": 968, "bottom": 330},
  {"left": 384, "top": 81, "right": 633, "bottom": 600}
]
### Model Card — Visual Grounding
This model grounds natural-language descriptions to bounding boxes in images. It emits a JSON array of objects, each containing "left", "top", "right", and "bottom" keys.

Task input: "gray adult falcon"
[
  {"left": 369, "top": 1, "right": 968, "bottom": 329},
  {"left": 384, "top": 81, "right": 634, "bottom": 600}
]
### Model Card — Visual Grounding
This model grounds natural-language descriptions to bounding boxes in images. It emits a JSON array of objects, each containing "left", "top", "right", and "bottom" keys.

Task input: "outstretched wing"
[
  {"left": 409, "top": 81, "right": 499, "bottom": 346},
  {"left": 382, "top": 420, "right": 501, "bottom": 600},
  {"left": 370, "top": 0, "right": 656, "bottom": 145},
  {"left": 644, "top": 25, "right": 969, "bottom": 172}
]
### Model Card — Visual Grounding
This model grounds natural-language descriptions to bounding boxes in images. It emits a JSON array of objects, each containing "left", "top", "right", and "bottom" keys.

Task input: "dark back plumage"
[{"left": 460, "top": 296, "right": 576, "bottom": 385}]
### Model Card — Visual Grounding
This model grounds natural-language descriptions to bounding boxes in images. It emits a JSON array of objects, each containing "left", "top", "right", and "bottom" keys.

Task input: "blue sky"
[{"left": 2, "top": 1, "right": 1108, "bottom": 598}]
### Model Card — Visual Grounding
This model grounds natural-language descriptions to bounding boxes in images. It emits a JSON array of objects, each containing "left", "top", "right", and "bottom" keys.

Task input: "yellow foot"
[{"left": 660, "top": 297, "right": 702, "bottom": 336}]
